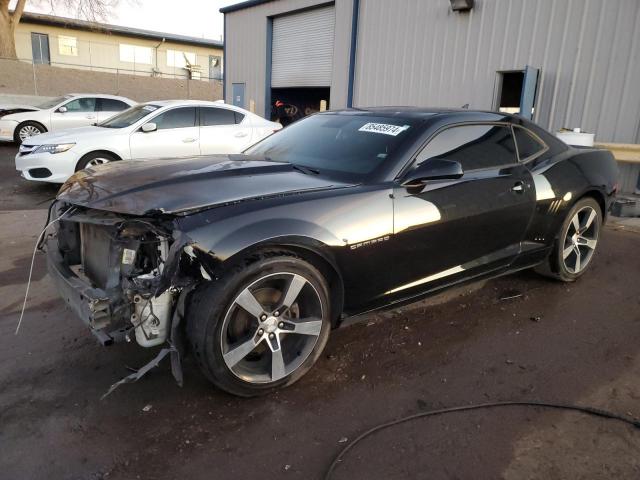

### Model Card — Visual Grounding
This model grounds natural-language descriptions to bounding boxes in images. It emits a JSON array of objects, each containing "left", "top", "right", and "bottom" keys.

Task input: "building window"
[
  {"left": 167, "top": 50, "right": 197, "bottom": 68},
  {"left": 119, "top": 44, "right": 153, "bottom": 64},
  {"left": 31, "top": 32, "right": 50, "bottom": 64},
  {"left": 58, "top": 35, "right": 78, "bottom": 56}
]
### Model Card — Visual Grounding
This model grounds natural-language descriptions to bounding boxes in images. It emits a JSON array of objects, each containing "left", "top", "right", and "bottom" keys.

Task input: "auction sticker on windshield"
[{"left": 359, "top": 123, "right": 410, "bottom": 136}]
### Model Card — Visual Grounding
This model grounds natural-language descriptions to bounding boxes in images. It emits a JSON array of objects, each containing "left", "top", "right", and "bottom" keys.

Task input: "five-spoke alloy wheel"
[
  {"left": 221, "top": 272, "right": 324, "bottom": 384},
  {"left": 538, "top": 197, "right": 602, "bottom": 282},
  {"left": 562, "top": 205, "right": 599, "bottom": 274},
  {"left": 187, "top": 251, "right": 331, "bottom": 397}
]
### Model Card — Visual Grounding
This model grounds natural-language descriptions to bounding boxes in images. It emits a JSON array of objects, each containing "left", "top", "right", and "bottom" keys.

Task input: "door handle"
[
  {"left": 511, "top": 181, "right": 525, "bottom": 193},
  {"left": 182, "top": 138, "right": 197, "bottom": 143},
  {"left": 86, "top": 115, "right": 96, "bottom": 119},
  {"left": 234, "top": 132, "right": 248, "bottom": 138}
]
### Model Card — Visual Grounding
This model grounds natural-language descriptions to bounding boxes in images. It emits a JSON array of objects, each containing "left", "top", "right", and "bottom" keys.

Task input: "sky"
[{"left": 11, "top": 0, "right": 240, "bottom": 40}]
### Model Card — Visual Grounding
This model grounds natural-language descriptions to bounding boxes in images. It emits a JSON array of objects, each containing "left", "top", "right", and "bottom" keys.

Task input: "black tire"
[
  {"left": 75, "top": 151, "right": 118, "bottom": 171},
  {"left": 535, "top": 197, "right": 602, "bottom": 282},
  {"left": 14, "top": 121, "right": 46, "bottom": 144},
  {"left": 187, "top": 250, "right": 332, "bottom": 397}
]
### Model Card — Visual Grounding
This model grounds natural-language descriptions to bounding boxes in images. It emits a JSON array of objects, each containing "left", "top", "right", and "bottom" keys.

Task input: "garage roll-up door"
[{"left": 272, "top": 5, "right": 335, "bottom": 88}]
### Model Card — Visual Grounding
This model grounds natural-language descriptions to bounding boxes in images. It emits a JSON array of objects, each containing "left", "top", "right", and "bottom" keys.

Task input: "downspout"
[
  {"left": 346, "top": 0, "right": 360, "bottom": 108},
  {"left": 265, "top": 17, "right": 273, "bottom": 118},
  {"left": 154, "top": 38, "right": 165, "bottom": 76},
  {"left": 223, "top": 14, "right": 227, "bottom": 102}
]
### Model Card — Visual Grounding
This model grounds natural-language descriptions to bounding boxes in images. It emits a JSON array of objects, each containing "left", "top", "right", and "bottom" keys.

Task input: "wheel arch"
[
  {"left": 198, "top": 236, "right": 345, "bottom": 327},
  {"left": 576, "top": 188, "right": 607, "bottom": 220},
  {"left": 75, "top": 150, "right": 122, "bottom": 171}
]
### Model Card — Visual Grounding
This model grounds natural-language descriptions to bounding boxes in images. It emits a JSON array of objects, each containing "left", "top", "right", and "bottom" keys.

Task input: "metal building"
[{"left": 221, "top": 0, "right": 640, "bottom": 193}]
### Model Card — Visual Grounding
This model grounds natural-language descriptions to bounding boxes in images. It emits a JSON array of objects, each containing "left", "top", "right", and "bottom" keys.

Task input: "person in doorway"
[{"left": 273, "top": 99, "right": 297, "bottom": 127}]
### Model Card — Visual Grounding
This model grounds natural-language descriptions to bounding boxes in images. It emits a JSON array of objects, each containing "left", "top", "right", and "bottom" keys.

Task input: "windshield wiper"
[{"left": 291, "top": 164, "right": 320, "bottom": 175}]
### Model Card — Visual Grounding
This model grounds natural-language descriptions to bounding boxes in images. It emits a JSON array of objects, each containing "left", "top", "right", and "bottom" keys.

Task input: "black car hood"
[{"left": 57, "top": 155, "right": 351, "bottom": 216}]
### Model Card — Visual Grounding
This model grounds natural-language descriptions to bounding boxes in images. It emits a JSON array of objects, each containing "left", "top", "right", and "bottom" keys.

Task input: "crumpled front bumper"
[
  {"left": 0, "top": 119, "right": 17, "bottom": 142},
  {"left": 46, "top": 238, "right": 129, "bottom": 345}
]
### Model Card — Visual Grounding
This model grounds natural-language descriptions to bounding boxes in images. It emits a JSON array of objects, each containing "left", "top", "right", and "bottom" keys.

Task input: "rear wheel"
[
  {"left": 536, "top": 197, "right": 602, "bottom": 282},
  {"left": 14, "top": 121, "right": 45, "bottom": 143},
  {"left": 75, "top": 151, "right": 118, "bottom": 171},
  {"left": 187, "top": 251, "right": 331, "bottom": 397}
]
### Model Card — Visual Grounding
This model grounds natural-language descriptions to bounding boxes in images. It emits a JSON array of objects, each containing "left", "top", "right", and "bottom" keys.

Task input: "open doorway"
[
  {"left": 270, "top": 87, "right": 330, "bottom": 126},
  {"left": 493, "top": 66, "right": 539, "bottom": 120}
]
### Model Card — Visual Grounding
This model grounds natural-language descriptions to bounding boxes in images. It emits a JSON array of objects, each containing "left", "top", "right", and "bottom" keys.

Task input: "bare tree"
[{"left": 0, "top": 0, "right": 120, "bottom": 59}]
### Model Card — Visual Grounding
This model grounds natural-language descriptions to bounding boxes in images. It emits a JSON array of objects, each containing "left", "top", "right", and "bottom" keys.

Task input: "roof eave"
[
  {"left": 18, "top": 12, "right": 223, "bottom": 49},
  {"left": 220, "top": 0, "right": 274, "bottom": 14}
]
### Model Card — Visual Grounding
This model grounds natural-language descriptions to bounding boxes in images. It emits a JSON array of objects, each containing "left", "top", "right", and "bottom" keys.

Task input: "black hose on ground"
[{"left": 324, "top": 400, "right": 640, "bottom": 480}]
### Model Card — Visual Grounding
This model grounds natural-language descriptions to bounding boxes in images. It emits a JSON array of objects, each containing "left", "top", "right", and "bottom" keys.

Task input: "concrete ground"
[{"left": 1, "top": 142, "right": 640, "bottom": 480}]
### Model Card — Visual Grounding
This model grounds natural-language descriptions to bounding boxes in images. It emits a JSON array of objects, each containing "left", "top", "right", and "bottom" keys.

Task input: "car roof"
[
  {"left": 68, "top": 93, "right": 135, "bottom": 102},
  {"left": 145, "top": 99, "right": 233, "bottom": 107},
  {"left": 326, "top": 106, "right": 515, "bottom": 123}
]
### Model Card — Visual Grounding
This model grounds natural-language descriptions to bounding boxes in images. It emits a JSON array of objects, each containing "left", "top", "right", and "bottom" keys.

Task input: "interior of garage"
[
  {"left": 270, "top": 86, "right": 329, "bottom": 123},
  {"left": 268, "top": 4, "right": 335, "bottom": 124}
]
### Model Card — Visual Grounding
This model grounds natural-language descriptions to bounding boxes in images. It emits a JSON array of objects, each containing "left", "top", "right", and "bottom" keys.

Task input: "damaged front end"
[{"left": 45, "top": 202, "right": 212, "bottom": 349}]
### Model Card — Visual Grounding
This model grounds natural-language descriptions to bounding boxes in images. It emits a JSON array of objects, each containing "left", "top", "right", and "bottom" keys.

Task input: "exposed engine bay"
[{"left": 46, "top": 202, "right": 213, "bottom": 349}]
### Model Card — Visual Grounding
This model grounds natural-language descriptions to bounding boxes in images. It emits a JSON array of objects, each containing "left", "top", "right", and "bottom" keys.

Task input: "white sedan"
[
  {"left": 15, "top": 100, "right": 283, "bottom": 183},
  {"left": 0, "top": 94, "right": 135, "bottom": 143}
]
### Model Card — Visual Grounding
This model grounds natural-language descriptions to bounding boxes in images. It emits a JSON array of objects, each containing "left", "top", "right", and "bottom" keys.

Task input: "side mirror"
[
  {"left": 57, "top": 106, "right": 67, "bottom": 113},
  {"left": 401, "top": 159, "right": 463, "bottom": 188},
  {"left": 141, "top": 122, "right": 157, "bottom": 133}
]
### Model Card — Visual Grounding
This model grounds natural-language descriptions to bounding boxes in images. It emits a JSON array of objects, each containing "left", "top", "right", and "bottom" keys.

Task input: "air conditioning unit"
[{"left": 450, "top": 0, "right": 474, "bottom": 12}]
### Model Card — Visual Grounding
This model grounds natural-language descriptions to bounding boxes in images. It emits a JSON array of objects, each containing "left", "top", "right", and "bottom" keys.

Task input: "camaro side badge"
[{"left": 350, "top": 236, "right": 390, "bottom": 250}]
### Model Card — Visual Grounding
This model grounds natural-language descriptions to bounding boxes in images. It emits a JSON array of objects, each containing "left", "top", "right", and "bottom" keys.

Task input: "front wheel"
[
  {"left": 75, "top": 151, "right": 118, "bottom": 171},
  {"left": 14, "top": 121, "right": 46, "bottom": 143},
  {"left": 537, "top": 197, "right": 602, "bottom": 282},
  {"left": 187, "top": 251, "right": 331, "bottom": 397}
]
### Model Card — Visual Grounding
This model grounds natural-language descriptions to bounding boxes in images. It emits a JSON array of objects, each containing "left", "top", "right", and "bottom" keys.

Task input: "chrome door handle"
[
  {"left": 86, "top": 115, "right": 96, "bottom": 119},
  {"left": 234, "top": 132, "right": 248, "bottom": 138},
  {"left": 511, "top": 181, "right": 525, "bottom": 193},
  {"left": 182, "top": 138, "right": 197, "bottom": 143}
]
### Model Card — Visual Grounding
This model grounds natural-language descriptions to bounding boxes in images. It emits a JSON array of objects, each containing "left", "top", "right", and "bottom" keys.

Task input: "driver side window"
[
  {"left": 416, "top": 124, "right": 517, "bottom": 171},
  {"left": 63, "top": 97, "right": 96, "bottom": 112}
]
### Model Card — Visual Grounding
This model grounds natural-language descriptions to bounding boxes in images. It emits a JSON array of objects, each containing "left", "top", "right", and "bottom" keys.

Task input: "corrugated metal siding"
[
  {"left": 354, "top": 0, "right": 640, "bottom": 144},
  {"left": 224, "top": 0, "right": 353, "bottom": 116},
  {"left": 272, "top": 5, "right": 335, "bottom": 87}
]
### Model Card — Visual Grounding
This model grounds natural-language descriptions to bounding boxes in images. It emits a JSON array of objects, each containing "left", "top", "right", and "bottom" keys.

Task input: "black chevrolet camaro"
[{"left": 47, "top": 108, "right": 618, "bottom": 396}]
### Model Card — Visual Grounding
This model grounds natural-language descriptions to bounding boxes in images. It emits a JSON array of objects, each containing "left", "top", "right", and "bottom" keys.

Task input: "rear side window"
[
  {"left": 513, "top": 126, "right": 546, "bottom": 160},
  {"left": 416, "top": 124, "right": 517, "bottom": 171},
  {"left": 200, "top": 107, "right": 237, "bottom": 126},
  {"left": 99, "top": 98, "right": 130, "bottom": 112},
  {"left": 153, "top": 107, "right": 196, "bottom": 129}
]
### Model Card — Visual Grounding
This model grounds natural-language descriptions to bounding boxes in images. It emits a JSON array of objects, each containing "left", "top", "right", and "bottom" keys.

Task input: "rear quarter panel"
[{"left": 524, "top": 147, "right": 618, "bottom": 251}]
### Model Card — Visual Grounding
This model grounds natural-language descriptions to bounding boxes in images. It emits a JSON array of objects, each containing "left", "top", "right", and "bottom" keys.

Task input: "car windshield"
[
  {"left": 36, "top": 95, "right": 72, "bottom": 109},
  {"left": 98, "top": 104, "right": 161, "bottom": 128},
  {"left": 245, "top": 114, "right": 417, "bottom": 180}
]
